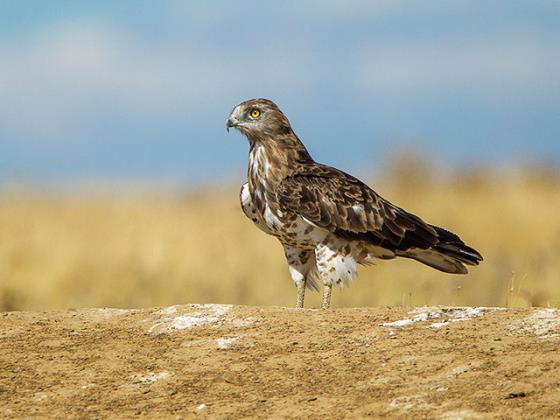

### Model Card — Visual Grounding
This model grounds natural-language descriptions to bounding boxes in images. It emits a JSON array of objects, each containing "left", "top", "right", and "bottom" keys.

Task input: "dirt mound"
[{"left": 1, "top": 305, "right": 559, "bottom": 419}]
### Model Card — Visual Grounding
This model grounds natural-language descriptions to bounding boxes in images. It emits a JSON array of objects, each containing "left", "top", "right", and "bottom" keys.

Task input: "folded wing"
[{"left": 277, "top": 165, "right": 482, "bottom": 273}]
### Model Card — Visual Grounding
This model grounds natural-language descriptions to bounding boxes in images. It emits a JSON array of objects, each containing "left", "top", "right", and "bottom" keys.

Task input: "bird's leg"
[
  {"left": 284, "top": 246, "right": 314, "bottom": 309},
  {"left": 296, "top": 279, "right": 306, "bottom": 308},
  {"left": 321, "top": 284, "right": 332, "bottom": 309}
]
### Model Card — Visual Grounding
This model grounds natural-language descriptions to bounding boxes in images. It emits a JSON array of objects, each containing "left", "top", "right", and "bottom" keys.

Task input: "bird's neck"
[{"left": 247, "top": 133, "right": 313, "bottom": 196}]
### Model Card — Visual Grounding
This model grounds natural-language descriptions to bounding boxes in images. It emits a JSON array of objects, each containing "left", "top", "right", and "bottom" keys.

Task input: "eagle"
[{"left": 226, "top": 98, "right": 482, "bottom": 309}]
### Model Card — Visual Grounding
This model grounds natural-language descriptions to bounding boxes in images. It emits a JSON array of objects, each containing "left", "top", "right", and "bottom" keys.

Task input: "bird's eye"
[{"left": 250, "top": 109, "right": 261, "bottom": 119}]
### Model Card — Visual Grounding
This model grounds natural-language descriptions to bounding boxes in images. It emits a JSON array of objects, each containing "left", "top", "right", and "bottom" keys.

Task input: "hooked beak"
[
  {"left": 226, "top": 105, "right": 244, "bottom": 133},
  {"left": 226, "top": 117, "right": 236, "bottom": 133}
]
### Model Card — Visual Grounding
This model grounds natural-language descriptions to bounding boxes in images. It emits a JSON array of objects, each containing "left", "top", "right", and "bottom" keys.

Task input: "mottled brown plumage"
[{"left": 227, "top": 98, "right": 482, "bottom": 308}]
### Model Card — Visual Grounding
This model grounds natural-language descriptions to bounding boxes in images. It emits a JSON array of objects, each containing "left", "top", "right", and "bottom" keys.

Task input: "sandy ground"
[{"left": 1, "top": 305, "right": 559, "bottom": 419}]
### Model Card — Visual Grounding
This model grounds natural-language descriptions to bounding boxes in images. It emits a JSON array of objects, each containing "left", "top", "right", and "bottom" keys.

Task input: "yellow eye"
[{"left": 250, "top": 109, "right": 261, "bottom": 119}]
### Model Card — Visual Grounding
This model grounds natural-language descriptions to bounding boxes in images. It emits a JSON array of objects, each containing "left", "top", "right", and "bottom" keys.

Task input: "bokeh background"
[{"left": 1, "top": 1, "right": 559, "bottom": 310}]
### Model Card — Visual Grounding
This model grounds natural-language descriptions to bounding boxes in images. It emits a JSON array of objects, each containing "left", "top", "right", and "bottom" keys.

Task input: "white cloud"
[
  {"left": 0, "top": 22, "right": 314, "bottom": 144},
  {"left": 356, "top": 36, "right": 560, "bottom": 96},
  {"left": 0, "top": 17, "right": 557, "bottom": 148}
]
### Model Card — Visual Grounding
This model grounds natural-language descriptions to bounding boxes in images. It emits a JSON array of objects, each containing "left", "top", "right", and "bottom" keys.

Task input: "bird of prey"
[{"left": 226, "top": 98, "right": 482, "bottom": 309}]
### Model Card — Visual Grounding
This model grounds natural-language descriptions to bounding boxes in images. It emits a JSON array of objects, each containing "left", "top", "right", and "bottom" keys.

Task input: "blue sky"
[{"left": 0, "top": 1, "right": 559, "bottom": 186}]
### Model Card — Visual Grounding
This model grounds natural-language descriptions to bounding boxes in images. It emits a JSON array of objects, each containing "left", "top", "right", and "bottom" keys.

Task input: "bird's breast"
[
  {"left": 246, "top": 144, "right": 325, "bottom": 248},
  {"left": 248, "top": 188, "right": 326, "bottom": 249}
]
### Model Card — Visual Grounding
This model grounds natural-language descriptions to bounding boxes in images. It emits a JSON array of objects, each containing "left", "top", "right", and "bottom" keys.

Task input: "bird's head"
[{"left": 226, "top": 98, "right": 292, "bottom": 142}]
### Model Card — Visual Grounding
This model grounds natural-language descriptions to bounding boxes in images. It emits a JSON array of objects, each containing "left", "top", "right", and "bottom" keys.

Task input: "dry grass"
[{"left": 1, "top": 165, "right": 559, "bottom": 311}]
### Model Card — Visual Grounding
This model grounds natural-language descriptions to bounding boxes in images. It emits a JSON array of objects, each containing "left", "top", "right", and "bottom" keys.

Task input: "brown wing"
[{"left": 276, "top": 165, "right": 441, "bottom": 252}]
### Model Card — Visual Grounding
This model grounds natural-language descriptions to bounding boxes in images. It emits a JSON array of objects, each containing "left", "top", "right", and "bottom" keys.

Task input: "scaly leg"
[
  {"left": 284, "top": 246, "right": 314, "bottom": 309},
  {"left": 321, "top": 284, "right": 332, "bottom": 309},
  {"left": 296, "top": 280, "right": 306, "bottom": 308}
]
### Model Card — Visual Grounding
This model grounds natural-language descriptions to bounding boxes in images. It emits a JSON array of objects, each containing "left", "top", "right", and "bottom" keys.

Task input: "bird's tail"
[{"left": 398, "top": 225, "right": 483, "bottom": 274}]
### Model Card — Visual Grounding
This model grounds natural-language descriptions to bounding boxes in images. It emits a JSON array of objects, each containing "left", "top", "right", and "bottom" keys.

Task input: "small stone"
[
  {"left": 195, "top": 403, "right": 207, "bottom": 412},
  {"left": 506, "top": 392, "right": 527, "bottom": 399}
]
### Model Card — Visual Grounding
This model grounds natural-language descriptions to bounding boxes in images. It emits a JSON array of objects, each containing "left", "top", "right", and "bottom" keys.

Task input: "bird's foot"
[{"left": 321, "top": 284, "right": 332, "bottom": 309}]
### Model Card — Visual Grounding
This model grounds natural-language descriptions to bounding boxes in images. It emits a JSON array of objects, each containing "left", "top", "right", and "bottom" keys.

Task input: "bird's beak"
[
  {"left": 226, "top": 105, "right": 243, "bottom": 133},
  {"left": 226, "top": 117, "right": 235, "bottom": 133}
]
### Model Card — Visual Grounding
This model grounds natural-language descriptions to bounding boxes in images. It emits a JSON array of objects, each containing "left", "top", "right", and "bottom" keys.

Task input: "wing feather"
[{"left": 276, "top": 165, "right": 439, "bottom": 251}]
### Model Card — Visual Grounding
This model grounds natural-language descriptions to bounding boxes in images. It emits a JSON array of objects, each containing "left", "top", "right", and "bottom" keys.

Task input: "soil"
[{"left": 1, "top": 304, "right": 559, "bottom": 419}]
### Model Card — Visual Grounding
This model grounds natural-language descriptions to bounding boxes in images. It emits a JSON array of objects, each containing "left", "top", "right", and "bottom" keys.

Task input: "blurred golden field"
[{"left": 1, "top": 161, "right": 559, "bottom": 311}]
